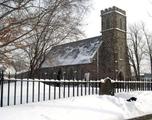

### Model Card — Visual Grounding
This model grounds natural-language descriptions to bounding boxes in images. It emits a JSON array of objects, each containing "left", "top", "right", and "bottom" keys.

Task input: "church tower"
[{"left": 99, "top": 6, "right": 131, "bottom": 80}]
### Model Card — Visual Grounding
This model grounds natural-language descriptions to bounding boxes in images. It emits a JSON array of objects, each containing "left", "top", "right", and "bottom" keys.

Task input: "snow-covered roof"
[{"left": 42, "top": 36, "right": 102, "bottom": 67}]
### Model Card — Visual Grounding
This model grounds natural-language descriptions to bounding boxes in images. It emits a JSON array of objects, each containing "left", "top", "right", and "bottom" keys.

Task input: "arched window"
[{"left": 117, "top": 71, "right": 124, "bottom": 80}]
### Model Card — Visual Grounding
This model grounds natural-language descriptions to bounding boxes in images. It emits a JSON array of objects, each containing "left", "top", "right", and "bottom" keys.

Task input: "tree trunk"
[
  {"left": 28, "top": 68, "right": 35, "bottom": 79},
  {"left": 150, "top": 56, "right": 152, "bottom": 78}
]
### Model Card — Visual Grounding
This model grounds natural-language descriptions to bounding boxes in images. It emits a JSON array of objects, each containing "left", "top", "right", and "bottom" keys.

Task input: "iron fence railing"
[
  {"left": 114, "top": 80, "right": 152, "bottom": 93},
  {"left": 1, "top": 71, "right": 152, "bottom": 107},
  {"left": 0, "top": 75, "right": 100, "bottom": 107}
]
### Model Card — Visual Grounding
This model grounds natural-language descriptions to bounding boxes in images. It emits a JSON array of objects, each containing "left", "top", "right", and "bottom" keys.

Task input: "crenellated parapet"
[{"left": 101, "top": 6, "right": 126, "bottom": 16}]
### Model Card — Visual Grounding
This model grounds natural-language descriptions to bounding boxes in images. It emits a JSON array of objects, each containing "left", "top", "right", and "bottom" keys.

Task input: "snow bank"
[
  {"left": 0, "top": 91, "right": 152, "bottom": 120},
  {"left": 115, "top": 91, "right": 152, "bottom": 118}
]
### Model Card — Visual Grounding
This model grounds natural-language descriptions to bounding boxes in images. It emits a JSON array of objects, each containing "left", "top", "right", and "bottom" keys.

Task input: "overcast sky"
[{"left": 83, "top": 0, "right": 152, "bottom": 38}]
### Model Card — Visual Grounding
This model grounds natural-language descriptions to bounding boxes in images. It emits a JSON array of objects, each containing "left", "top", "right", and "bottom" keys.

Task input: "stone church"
[{"left": 40, "top": 6, "right": 131, "bottom": 80}]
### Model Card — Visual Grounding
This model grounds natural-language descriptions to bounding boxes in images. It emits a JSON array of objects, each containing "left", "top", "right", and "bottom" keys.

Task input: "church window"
[
  {"left": 102, "top": 20, "right": 105, "bottom": 30},
  {"left": 106, "top": 18, "right": 110, "bottom": 29},
  {"left": 120, "top": 18, "right": 123, "bottom": 29}
]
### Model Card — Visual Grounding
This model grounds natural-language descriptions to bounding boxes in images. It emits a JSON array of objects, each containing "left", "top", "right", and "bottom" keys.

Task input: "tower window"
[
  {"left": 120, "top": 18, "right": 123, "bottom": 29},
  {"left": 106, "top": 18, "right": 110, "bottom": 29}
]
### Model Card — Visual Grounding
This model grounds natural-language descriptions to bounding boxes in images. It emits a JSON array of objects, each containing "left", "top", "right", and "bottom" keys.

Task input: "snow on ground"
[{"left": 1, "top": 91, "right": 152, "bottom": 120}]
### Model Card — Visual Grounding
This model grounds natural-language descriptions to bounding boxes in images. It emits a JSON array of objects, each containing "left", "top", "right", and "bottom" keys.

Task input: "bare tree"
[
  {"left": 141, "top": 23, "right": 152, "bottom": 75},
  {"left": 0, "top": 0, "right": 53, "bottom": 67},
  {"left": 128, "top": 24, "right": 145, "bottom": 80},
  {"left": 19, "top": 0, "right": 90, "bottom": 77}
]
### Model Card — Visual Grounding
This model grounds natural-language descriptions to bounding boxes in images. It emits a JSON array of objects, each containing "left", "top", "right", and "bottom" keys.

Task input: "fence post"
[
  {"left": 0, "top": 70, "right": 4, "bottom": 107},
  {"left": 99, "top": 77, "right": 114, "bottom": 96}
]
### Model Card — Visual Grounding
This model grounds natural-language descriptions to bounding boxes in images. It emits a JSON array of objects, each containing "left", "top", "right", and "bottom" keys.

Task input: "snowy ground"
[{"left": 1, "top": 91, "right": 152, "bottom": 120}]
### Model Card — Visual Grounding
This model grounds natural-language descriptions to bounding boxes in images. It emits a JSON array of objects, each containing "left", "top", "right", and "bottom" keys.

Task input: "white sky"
[
  {"left": 83, "top": 0, "right": 152, "bottom": 73},
  {"left": 83, "top": 0, "right": 152, "bottom": 38}
]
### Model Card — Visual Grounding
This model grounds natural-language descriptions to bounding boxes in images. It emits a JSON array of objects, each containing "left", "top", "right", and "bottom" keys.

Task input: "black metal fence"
[
  {"left": 0, "top": 71, "right": 100, "bottom": 107},
  {"left": 1, "top": 71, "right": 152, "bottom": 107},
  {"left": 114, "top": 80, "right": 152, "bottom": 93}
]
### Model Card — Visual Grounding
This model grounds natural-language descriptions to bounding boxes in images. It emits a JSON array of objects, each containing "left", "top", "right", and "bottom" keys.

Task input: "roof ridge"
[{"left": 53, "top": 35, "right": 101, "bottom": 48}]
